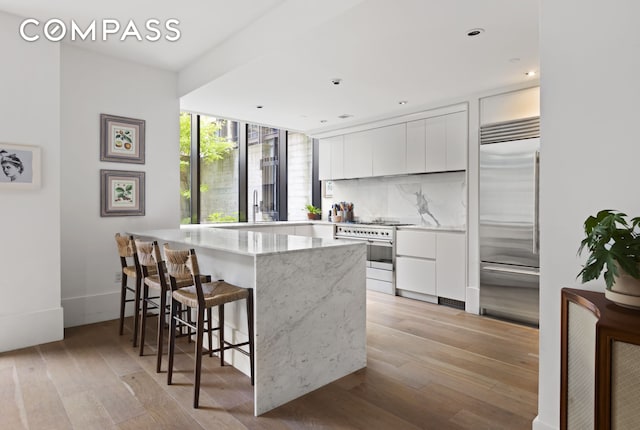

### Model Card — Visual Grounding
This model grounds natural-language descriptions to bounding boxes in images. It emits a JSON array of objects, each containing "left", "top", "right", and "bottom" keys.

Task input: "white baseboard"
[
  {"left": 465, "top": 285, "right": 480, "bottom": 314},
  {"left": 62, "top": 291, "right": 130, "bottom": 328},
  {"left": 532, "top": 415, "right": 556, "bottom": 430},
  {"left": 0, "top": 307, "right": 64, "bottom": 353}
]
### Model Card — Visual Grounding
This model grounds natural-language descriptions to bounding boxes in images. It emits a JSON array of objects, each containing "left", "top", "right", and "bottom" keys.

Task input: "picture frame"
[
  {"left": 100, "top": 169, "right": 145, "bottom": 217},
  {"left": 323, "top": 180, "right": 334, "bottom": 198},
  {"left": 0, "top": 143, "right": 41, "bottom": 190},
  {"left": 100, "top": 114, "right": 145, "bottom": 164}
]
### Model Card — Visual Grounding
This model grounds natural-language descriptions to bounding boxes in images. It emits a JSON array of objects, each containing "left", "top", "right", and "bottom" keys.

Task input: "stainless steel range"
[{"left": 334, "top": 223, "right": 407, "bottom": 295}]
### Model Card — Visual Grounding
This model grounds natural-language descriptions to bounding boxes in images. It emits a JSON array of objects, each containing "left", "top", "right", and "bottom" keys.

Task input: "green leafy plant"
[
  {"left": 206, "top": 212, "right": 239, "bottom": 223},
  {"left": 304, "top": 204, "right": 322, "bottom": 215},
  {"left": 577, "top": 209, "right": 640, "bottom": 289}
]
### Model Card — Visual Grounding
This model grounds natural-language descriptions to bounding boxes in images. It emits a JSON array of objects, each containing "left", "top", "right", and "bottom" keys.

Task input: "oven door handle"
[{"left": 367, "top": 238, "right": 393, "bottom": 246}]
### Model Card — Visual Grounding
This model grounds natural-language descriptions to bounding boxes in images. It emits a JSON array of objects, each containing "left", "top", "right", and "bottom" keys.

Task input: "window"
[
  {"left": 179, "top": 112, "right": 191, "bottom": 224},
  {"left": 199, "top": 116, "right": 239, "bottom": 223},
  {"left": 180, "top": 113, "right": 318, "bottom": 224},
  {"left": 247, "top": 125, "right": 280, "bottom": 222},
  {"left": 287, "top": 132, "right": 313, "bottom": 220}
]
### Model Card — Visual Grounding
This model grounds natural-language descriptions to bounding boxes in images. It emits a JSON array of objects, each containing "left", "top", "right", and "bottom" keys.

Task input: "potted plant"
[
  {"left": 578, "top": 209, "right": 640, "bottom": 308},
  {"left": 304, "top": 204, "right": 322, "bottom": 220}
]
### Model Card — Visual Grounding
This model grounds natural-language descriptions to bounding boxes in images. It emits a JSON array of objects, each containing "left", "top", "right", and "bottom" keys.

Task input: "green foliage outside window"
[{"left": 180, "top": 113, "right": 236, "bottom": 223}]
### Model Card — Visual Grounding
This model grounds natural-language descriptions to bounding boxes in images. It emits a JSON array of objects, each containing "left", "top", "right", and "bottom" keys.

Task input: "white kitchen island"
[{"left": 130, "top": 227, "right": 367, "bottom": 416}]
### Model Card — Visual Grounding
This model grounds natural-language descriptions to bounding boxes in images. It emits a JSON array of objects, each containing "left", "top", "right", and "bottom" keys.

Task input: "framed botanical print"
[
  {"left": 0, "top": 143, "right": 41, "bottom": 190},
  {"left": 100, "top": 169, "right": 145, "bottom": 217},
  {"left": 100, "top": 114, "right": 145, "bottom": 164}
]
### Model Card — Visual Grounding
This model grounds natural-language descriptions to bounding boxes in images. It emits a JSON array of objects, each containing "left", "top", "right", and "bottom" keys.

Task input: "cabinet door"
[
  {"left": 436, "top": 232, "right": 466, "bottom": 301},
  {"left": 396, "top": 230, "right": 436, "bottom": 259},
  {"left": 446, "top": 111, "right": 467, "bottom": 171},
  {"left": 396, "top": 256, "right": 436, "bottom": 296},
  {"left": 425, "top": 116, "right": 447, "bottom": 172},
  {"left": 318, "top": 138, "right": 332, "bottom": 180},
  {"left": 343, "top": 130, "right": 373, "bottom": 178},
  {"left": 372, "top": 124, "right": 407, "bottom": 176},
  {"left": 406, "top": 119, "right": 426, "bottom": 174},
  {"left": 330, "top": 136, "right": 345, "bottom": 180},
  {"left": 312, "top": 224, "right": 335, "bottom": 239},
  {"left": 294, "top": 225, "right": 314, "bottom": 237}
]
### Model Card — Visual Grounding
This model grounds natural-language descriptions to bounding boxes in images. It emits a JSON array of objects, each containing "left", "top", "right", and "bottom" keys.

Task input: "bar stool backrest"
[{"left": 163, "top": 244, "right": 193, "bottom": 291}]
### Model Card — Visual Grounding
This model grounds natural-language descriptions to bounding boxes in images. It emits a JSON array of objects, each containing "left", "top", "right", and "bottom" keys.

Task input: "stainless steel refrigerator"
[{"left": 479, "top": 117, "right": 540, "bottom": 326}]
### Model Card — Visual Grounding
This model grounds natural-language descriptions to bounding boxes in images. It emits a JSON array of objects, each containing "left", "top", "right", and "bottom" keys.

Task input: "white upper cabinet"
[
  {"left": 318, "top": 137, "right": 332, "bottom": 180},
  {"left": 343, "top": 130, "right": 373, "bottom": 179},
  {"left": 406, "top": 119, "right": 426, "bottom": 174},
  {"left": 446, "top": 111, "right": 467, "bottom": 171},
  {"left": 318, "top": 106, "right": 467, "bottom": 180},
  {"left": 330, "top": 136, "right": 345, "bottom": 179},
  {"left": 372, "top": 124, "right": 406, "bottom": 176},
  {"left": 480, "top": 86, "right": 540, "bottom": 125},
  {"left": 319, "top": 135, "right": 344, "bottom": 180},
  {"left": 425, "top": 115, "right": 447, "bottom": 172}
]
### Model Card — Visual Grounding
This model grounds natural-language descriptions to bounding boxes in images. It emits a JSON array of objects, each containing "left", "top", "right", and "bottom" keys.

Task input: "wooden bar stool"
[
  {"left": 135, "top": 240, "right": 209, "bottom": 373},
  {"left": 115, "top": 233, "right": 155, "bottom": 347},
  {"left": 165, "top": 246, "right": 254, "bottom": 408}
]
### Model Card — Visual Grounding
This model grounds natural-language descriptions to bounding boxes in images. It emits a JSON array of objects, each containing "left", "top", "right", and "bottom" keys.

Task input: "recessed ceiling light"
[
  {"left": 525, "top": 71, "right": 536, "bottom": 77},
  {"left": 466, "top": 28, "right": 484, "bottom": 37},
  {"left": 338, "top": 114, "right": 353, "bottom": 119},
  {"left": 256, "top": 105, "right": 264, "bottom": 109},
  {"left": 398, "top": 100, "right": 408, "bottom": 105},
  {"left": 320, "top": 120, "right": 328, "bottom": 123}
]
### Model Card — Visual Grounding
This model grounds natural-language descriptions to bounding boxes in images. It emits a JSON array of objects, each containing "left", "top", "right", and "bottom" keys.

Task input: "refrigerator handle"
[
  {"left": 482, "top": 265, "right": 540, "bottom": 276},
  {"left": 533, "top": 150, "right": 540, "bottom": 254}
]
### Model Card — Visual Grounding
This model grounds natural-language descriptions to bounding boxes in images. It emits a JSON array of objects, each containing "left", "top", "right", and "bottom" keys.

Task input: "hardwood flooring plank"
[
  {"left": 117, "top": 412, "right": 159, "bottom": 430},
  {"left": 0, "top": 366, "right": 28, "bottom": 430},
  {"left": 121, "top": 370, "right": 205, "bottom": 429},
  {"left": 13, "top": 347, "right": 73, "bottom": 430},
  {"left": 61, "top": 390, "right": 117, "bottom": 430}
]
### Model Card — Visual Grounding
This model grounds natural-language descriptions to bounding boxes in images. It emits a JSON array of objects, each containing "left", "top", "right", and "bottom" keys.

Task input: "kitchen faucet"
[{"left": 252, "top": 189, "right": 259, "bottom": 223}]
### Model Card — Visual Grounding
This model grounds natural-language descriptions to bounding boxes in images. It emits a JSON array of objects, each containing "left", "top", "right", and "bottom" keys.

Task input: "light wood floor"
[{"left": 0, "top": 291, "right": 538, "bottom": 429}]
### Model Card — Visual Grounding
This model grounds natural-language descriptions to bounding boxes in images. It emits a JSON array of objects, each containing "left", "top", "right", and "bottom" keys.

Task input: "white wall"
[
  {"left": 60, "top": 45, "right": 179, "bottom": 327},
  {"left": 535, "top": 1, "right": 640, "bottom": 429},
  {"left": 0, "top": 12, "right": 64, "bottom": 351}
]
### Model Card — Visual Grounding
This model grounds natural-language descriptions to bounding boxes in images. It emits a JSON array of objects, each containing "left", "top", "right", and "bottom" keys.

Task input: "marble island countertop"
[
  {"left": 131, "top": 227, "right": 363, "bottom": 257},
  {"left": 183, "top": 221, "right": 465, "bottom": 232}
]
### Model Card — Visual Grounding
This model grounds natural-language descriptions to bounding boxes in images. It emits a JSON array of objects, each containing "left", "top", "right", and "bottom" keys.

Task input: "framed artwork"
[
  {"left": 100, "top": 114, "right": 145, "bottom": 164},
  {"left": 100, "top": 169, "right": 145, "bottom": 217},
  {"left": 323, "top": 180, "right": 334, "bottom": 198},
  {"left": 0, "top": 143, "right": 41, "bottom": 190}
]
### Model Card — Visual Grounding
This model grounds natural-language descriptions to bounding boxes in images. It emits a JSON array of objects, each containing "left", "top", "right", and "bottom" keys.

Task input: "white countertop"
[
  {"left": 182, "top": 220, "right": 334, "bottom": 229},
  {"left": 130, "top": 227, "right": 362, "bottom": 257},
  {"left": 396, "top": 225, "right": 466, "bottom": 233}
]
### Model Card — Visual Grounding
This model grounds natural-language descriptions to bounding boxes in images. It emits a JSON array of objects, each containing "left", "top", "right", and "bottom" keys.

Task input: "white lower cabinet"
[
  {"left": 436, "top": 232, "right": 466, "bottom": 302},
  {"left": 396, "top": 256, "right": 436, "bottom": 296},
  {"left": 395, "top": 229, "right": 466, "bottom": 303}
]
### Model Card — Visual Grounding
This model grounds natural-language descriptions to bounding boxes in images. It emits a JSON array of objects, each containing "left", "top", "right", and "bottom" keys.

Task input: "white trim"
[
  {"left": 0, "top": 307, "right": 63, "bottom": 353},
  {"left": 532, "top": 415, "right": 557, "bottom": 430},
  {"left": 465, "top": 285, "right": 480, "bottom": 314},
  {"left": 62, "top": 291, "right": 127, "bottom": 328}
]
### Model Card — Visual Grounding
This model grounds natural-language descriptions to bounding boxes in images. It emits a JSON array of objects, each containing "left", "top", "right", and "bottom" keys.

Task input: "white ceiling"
[{"left": 1, "top": 0, "right": 539, "bottom": 134}]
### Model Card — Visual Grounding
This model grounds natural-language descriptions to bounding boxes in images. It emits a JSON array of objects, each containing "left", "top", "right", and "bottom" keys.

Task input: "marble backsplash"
[{"left": 321, "top": 171, "right": 466, "bottom": 227}]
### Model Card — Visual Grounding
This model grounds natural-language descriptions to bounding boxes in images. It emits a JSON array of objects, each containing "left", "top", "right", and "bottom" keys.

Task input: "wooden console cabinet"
[{"left": 561, "top": 288, "right": 640, "bottom": 429}]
